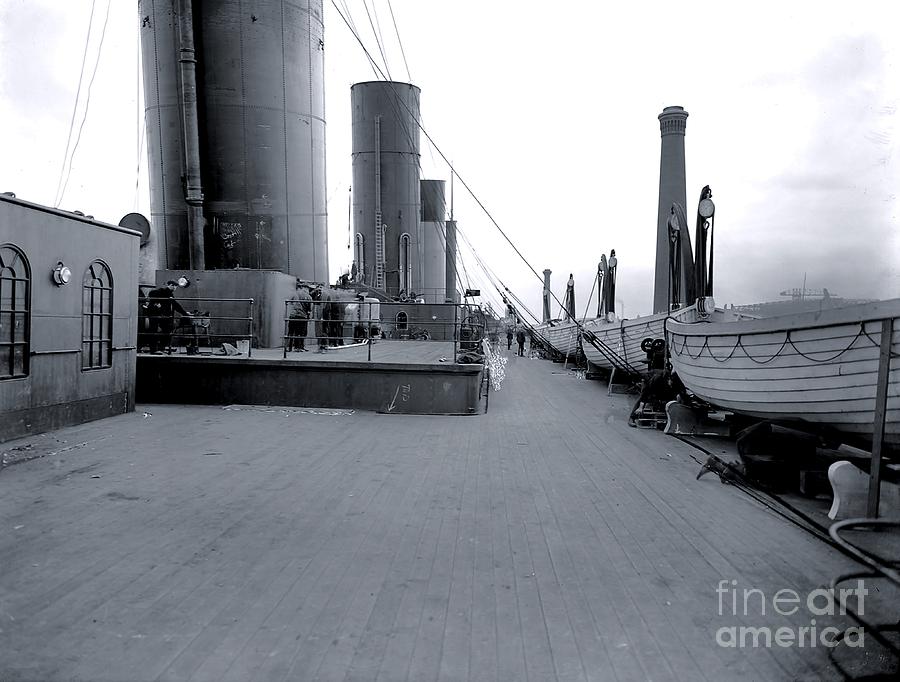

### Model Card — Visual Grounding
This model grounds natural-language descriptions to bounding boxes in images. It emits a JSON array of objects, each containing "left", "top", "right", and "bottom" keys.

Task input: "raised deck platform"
[{"left": 136, "top": 342, "right": 484, "bottom": 415}]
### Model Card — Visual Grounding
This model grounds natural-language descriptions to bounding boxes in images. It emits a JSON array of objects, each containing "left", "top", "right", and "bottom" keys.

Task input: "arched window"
[
  {"left": 0, "top": 244, "right": 30, "bottom": 379},
  {"left": 398, "top": 233, "right": 411, "bottom": 293},
  {"left": 396, "top": 311, "right": 408, "bottom": 330},
  {"left": 354, "top": 233, "right": 365, "bottom": 283},
  {"left": 82, "top": 260, "right": 113, "bottom": 370}
]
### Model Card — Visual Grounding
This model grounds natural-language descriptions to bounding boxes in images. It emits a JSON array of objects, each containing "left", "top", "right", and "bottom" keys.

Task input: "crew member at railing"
[
  {"left": 322, "top": 292, "right": 339, "bottom": 347},
  {"left": 147, "top": 280, "right": 191, "bottom": 354},
  {"left": 287, "top": 280, "right": 312, "bottom": 352},
  {"left": 311, "top": 286, "right": 326, "bottom": 351}
]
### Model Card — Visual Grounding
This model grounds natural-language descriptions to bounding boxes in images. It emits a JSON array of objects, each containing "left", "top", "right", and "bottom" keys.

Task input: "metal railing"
[
  {"left": 282, "top": 301, "right": 486, "bottom": 363},
  {"left": 138, "top": 296, "right": 255, "bottom": 357}
]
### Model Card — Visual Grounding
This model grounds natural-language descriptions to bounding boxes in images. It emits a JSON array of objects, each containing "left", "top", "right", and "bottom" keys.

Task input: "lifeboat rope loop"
[
  {"left": 619, "top": 321, "right": 657, "bottom": 342},
  {"left": 735, "top": 335, "right": 790, "bottom": 364},
  {"left": 860, "top": 321, "right": 900, "bottom": 359},
  {"left": 786, "top": 325, "right": 867, "bottom": 363},
  {"left": 671, "top": 322, "right": 876, "bottom": 364}
]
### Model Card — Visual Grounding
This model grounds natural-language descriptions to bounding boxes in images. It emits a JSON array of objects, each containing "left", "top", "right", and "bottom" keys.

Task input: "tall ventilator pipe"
[
  {"left": 139, "top": 0, "right": 328, "bottom": 278},
  {"left": 653, "top": 106, "right": 689, "bottom": 313},
  {"left": 542, "top": 269, "right": 552, "bottom": 323},
  {"left": 420, "top": 180, "right": 447, "bottom": 304},
  {"left": 176, "top": 0, "right": 204, "bottom": 270},
  {"left": 351, "top": 81, "right": 421, "bottom": 296}
]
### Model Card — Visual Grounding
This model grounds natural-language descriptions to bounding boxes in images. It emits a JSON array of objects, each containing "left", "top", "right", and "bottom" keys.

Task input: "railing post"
[
  {"left": 367, "top": 302, "right": 373, "bottom": 362},
  {"left": 868, "top": 317, "right": 893, "bottom": 518},
  {"left": 283, "top": 300, "right": 288, "bottom": 359},
  {"left": 453, "top": 304, "right": 459, "bottom": 363},
  {"left": 248, "top": 298, "right": 254, "bottom": 357}
]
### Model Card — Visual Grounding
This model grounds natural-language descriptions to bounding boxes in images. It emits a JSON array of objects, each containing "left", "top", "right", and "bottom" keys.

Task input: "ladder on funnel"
[
  {"left": 373, "top": 115, "right": 386, "bottom": 290},
  {"left": 374, "top": 216, "right": 386, "bottom": 290}
]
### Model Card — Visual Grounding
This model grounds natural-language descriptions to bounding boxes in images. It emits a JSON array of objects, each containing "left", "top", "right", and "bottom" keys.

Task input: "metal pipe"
[{"left": 176, "top": 0, "right": 205, "bottom": 270}]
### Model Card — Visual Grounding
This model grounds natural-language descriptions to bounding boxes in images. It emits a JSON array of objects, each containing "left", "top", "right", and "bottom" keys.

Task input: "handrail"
[
  {"left": 138, "top": 295, "right": 254, "bottom": 356},
  {"left": 281, "top": 301, "right": 485, "bottom": 363}
]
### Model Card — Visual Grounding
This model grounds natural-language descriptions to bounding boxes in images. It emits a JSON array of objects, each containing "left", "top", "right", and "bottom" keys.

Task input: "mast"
[{"left": 445, "top": 169, "right": 458, "bottom": 303}]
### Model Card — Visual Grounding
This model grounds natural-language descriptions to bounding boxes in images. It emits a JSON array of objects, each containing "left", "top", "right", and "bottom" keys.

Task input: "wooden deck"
[{"left": 0, "top": 351, "right": 891, "bottom": 680}]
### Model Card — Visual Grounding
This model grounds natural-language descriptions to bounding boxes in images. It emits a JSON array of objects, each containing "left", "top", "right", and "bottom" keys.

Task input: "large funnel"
[
  {"left": 139, "top": 0, "right": 328, "bottom": 280},
  {"left": 351, "top": 81, "right": 421, "bottom": 296},
  {"left": 420, "top": 179, "right": 447, "bottom": 303}
]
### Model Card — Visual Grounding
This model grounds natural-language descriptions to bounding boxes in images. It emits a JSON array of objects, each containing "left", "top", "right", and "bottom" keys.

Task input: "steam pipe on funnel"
[{"left": 176, "top": 0, "right": 205, "bottom": 270}]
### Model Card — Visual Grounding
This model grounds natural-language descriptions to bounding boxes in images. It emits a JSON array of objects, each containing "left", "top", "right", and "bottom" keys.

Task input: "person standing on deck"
[
  {"left": 287, "top": 281, "right": 312, "bottom": 352},
  {"left": 506, "top": 327, "right": 513, "bottom": 350},
  {"left": 147, "top": 280, "right": 190, "bottom": 354},
  {"left": 321, "top": 291, "right": 336, "bottom": 348},
  {"left": 311, "top": 286, "right": 326, "bottom": 350},
  {"left": 332, "top": 297, "right": 347, "bottom": 346},
  {"left": 516, "top": 328, "right": 526, "bottom": 356}
]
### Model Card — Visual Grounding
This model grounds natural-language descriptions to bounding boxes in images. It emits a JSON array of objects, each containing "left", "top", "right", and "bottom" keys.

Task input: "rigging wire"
[
  {"left": 332, "top": 4, "right": 465, "bottom": 306},
  {"left": 330, "top": 1, "right": 577, "bottom": 319},
  {"left": 456, "top": 231, "right": 473, "bottom": 293},
  {"left": 57, "top": 0, "right": 112, "bottom": 208},
  {"left": 356, "top": 5, "right": 501, "bottom": 312},
  {"left": 386, "top": 0, "right": 411, "bottom": 82},
  {"left": 332, "top": 2, "right": 470, "bottom": 298},
  {"left": 54, "top": 0, "right": 97, "bottom": 207},
  {"left": 455, "top": 224, "right": 519, "bottom": 315},
  {"left": 339, "top": 0, "right": 359, "bottom": 34},
  {"left": 673, "top": 436, "right": 873, "bottom": 567},
  {"left": 446, "top": 212, "right": 532, "bottom": 320},
  {"left": 336, "top": 1, "right": 384, "bottom": 80},
  {"left": 455, "top": 223, "right": 538, "bottom": 320},
  {"left": 369, "top": 0, "right": 393, "bottom": 78},
  {"left": 133, "top": 26, "right": 145, "bottom": 212},
  {"left": 580, "top": 270, "right": 600, "bottom": 323},
  {"left": 332, "top": 1, "right": 546, "bottom": 323},
  {"left": 362, "top": 0, "right": 392, "bottom": 80},
  {"left": 133, "top": 124, "right": 145, "bottom": 212}
]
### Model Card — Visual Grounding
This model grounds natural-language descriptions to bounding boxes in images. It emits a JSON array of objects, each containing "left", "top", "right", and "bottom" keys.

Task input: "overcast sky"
[{"left": 1, "top": 0, "right": 897, "bottom": 318}]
